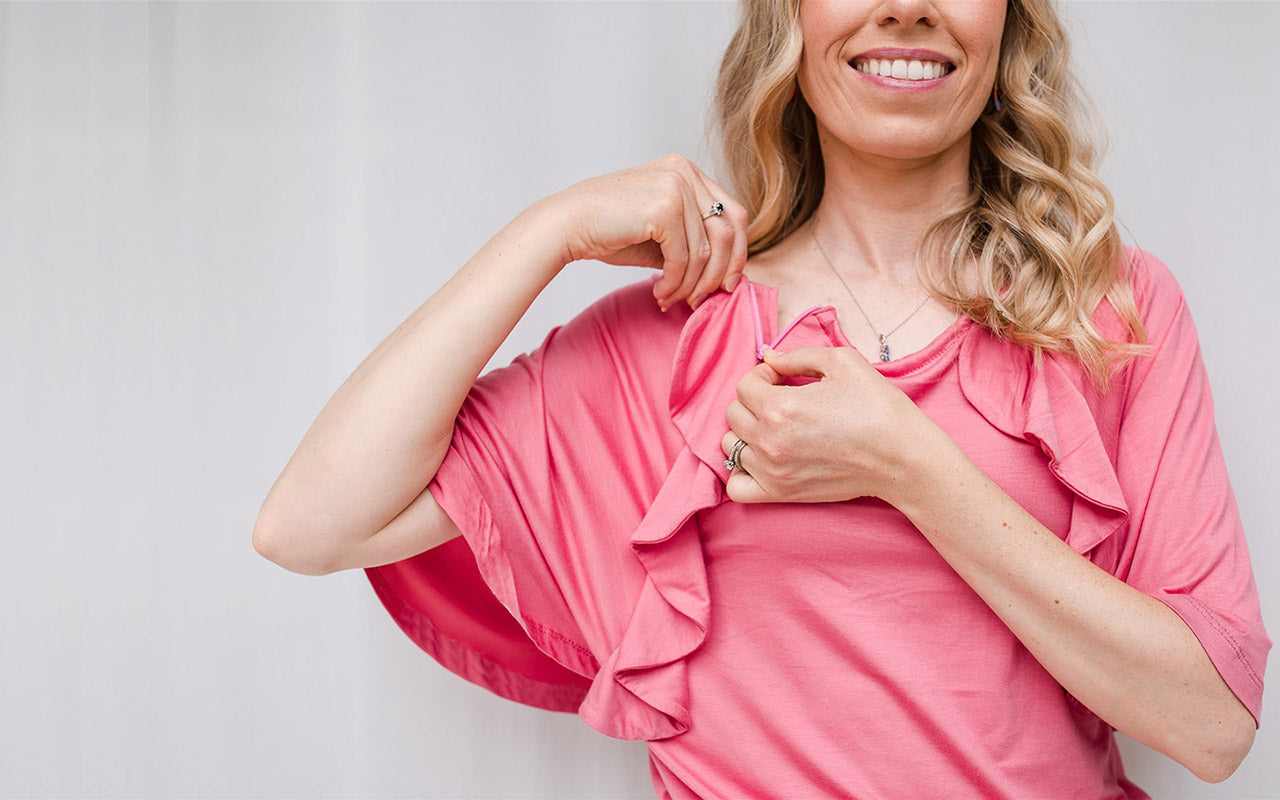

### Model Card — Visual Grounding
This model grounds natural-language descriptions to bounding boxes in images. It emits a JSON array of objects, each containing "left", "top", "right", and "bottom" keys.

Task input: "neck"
[{"left": 811, "top": 129, "right": 972, "bottom": 281}]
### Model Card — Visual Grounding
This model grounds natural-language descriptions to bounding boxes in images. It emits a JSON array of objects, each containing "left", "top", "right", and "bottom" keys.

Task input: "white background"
[{"left": 2, "top": 1, "right": 1276, "bottom": 797}]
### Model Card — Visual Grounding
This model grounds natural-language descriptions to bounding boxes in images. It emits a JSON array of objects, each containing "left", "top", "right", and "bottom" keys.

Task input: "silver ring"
[
  {"left": 701, "top": 201, "right": 725, "bottom": 220},
  {"left": 724, "top": 438, "right": 747, "bottom": 471}
]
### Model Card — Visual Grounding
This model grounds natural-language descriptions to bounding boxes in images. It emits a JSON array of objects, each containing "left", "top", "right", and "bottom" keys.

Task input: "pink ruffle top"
[{"left": 366, "top": 250, "right": 1268, "bottom": 798}]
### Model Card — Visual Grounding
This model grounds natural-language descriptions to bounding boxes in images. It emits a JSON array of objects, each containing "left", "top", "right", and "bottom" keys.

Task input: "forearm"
[
  {"left": 254, "top": 199, "right": 568, "bottom": 573},
  {"left": 891, "top": 423, "right": 1255, "bottom": 781}
]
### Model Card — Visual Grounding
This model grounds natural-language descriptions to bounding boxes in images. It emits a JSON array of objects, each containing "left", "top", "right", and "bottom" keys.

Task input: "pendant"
[{"left": 879, "top": 336, "right": 891, "bottom": 362}]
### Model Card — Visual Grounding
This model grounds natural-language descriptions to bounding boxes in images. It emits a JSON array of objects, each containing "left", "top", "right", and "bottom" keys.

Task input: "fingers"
[
  {"left": 724, "top": 398, "right": 756, "bottom": 442},
  {"left": 648, "top": 154, "right": 749, "bottom": 310},
  {"left": 720, "top": 429, "right": 755, "bottom": 476},
  {"left": 669, "top": 177, "right": 712, "bottom": 309},
  {"left": 734, "top": 361, "right": 785, "bottom": 414},
  {"left": 734, "top": 346, "right": 857, "bottom": 420},
  {"left": 651, "top": 171, "right": 706, "bottom": 307},
  {"left": 760, "top": 346, "right": 837, "bottom": 378},
  {"left": 686, "top": 161, "right": 749, "bottom": 296},
  {"left": 720, "top": 430, "right": 739, "bottom": 461},
  {"left": 719, "top": 430, "right": 772, "bottom": 504}
]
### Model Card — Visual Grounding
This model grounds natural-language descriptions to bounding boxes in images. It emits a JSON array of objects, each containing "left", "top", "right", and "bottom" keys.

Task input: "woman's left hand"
[{"left": 720, "top": 346, "right": 941, "bottom": 504}]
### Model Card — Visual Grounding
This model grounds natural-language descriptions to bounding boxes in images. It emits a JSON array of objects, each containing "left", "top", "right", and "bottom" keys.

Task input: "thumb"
[{"left": 761, "top": 346, "right": 830, "bottom": 378}]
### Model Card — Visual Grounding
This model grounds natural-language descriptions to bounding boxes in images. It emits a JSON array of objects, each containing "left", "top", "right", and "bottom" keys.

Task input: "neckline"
[{"left": 742, "top": 275, "right": 973, "bottom": 378}]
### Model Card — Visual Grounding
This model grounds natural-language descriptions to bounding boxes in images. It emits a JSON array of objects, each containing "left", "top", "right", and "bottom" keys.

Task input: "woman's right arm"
[{"left": 252, "top": 156, "right": 747, "bottom": 575}]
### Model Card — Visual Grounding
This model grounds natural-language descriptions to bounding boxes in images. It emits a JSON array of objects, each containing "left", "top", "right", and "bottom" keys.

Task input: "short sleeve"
[
  {"left": 1112, "top": 253, "right": 1270, "bottom": 724},
  {"left": 365, "top": 280, "right": 687, "bottom": 711}
]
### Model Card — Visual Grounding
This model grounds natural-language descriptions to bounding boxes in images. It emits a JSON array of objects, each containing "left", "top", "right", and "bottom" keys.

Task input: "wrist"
[
  {"left": 880, "top": 414, "right": 966, "bottom": 513},
  {"left": 518, "top": 195, "right": 579, "bottom": 279},
  {"left": 496, "top": 196, "right": 575, "bottom": 285}
]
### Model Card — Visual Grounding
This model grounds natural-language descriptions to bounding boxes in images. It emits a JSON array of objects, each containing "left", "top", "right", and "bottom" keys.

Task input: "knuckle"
[
  {"left": 773, "top": 396, "right": 798, "bottom": 421},
  {"left": 709, "top": 223, "right": 735, "bottom": 247},
  {"left": 757, "top": 436, "right": 783, "bottom": 464},
  {"left": 656, "top": 171, "right": 685, "bottom": 199},
  {"left": 763, "top": 406, "right": 788, "bottom": 428},
  {"left": 649, "top": 194, "right": 674, "bottom": 222}
]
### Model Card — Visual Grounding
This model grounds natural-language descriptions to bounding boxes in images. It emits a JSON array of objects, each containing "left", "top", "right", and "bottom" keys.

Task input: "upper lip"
[{"left": 851, "top": 48, "right": 955, "bottom": 66}]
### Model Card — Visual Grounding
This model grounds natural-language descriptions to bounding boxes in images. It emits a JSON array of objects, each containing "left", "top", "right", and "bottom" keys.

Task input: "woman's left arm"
[
  {"left": 721, "top": 345, "right": 1257, "bottom": 783},
  {"left": 893, "top": 420, "right": 1255, "bottom": 783}
]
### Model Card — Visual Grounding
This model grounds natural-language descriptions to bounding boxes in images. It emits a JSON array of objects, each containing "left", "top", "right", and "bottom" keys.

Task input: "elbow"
[
  {"left": 1180, "top": 706, "right": 1256, "bottom": 784},
  {"left": 252, "top": 512, "right": 343, "bottom": 576}
]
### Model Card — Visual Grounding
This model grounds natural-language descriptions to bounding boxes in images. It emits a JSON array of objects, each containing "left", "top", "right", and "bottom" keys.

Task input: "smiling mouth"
[{"left": 852, "top": 57, "right": 953, "bottom": 81}]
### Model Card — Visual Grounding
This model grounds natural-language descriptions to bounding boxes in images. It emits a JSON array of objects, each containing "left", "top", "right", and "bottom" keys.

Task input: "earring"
[{"left": 992, "top": 77, "right": 1003, "bottom": 112}]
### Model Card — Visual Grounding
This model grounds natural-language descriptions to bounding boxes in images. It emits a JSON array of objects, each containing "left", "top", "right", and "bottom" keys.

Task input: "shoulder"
[
  {"left": 1103, "top": 248, "right": 1205, "bottom": 405},
  {"left": 1119, "top": 247, "right": 1190, "bottom": 338},
  {"left": 1090, "top": 247, "right": 1191, "bottom": 357}
]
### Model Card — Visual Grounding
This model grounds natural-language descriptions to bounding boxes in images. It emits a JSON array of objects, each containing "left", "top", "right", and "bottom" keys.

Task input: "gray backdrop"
[{"left": 2, "top": 1, "right": 1275, "bottom": 797}]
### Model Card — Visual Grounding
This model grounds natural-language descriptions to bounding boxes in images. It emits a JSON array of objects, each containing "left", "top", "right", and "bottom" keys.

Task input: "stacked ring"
[{"left": 724, "top": 438, "right": 747, "bottom": 471}]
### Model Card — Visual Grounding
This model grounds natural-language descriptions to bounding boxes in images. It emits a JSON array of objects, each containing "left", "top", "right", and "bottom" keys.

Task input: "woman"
[{"left": 254, "top": 0, "right": 1268, "bottom": 796}]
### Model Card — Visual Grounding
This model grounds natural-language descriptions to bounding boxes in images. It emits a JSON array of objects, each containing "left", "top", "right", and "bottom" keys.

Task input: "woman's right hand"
[{"left": 547, "top": 153, "right": 750, "bottom": 310}]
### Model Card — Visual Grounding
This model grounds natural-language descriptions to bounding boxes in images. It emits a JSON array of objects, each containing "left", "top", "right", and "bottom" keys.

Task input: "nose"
[{"left": 874, "top": 0, "right": 939, "bottom": 28}]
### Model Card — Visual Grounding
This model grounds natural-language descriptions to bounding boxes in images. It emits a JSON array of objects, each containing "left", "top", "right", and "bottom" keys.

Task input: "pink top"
[{"left": 366, "top": 250, "right": 1268, "bottom": 798}]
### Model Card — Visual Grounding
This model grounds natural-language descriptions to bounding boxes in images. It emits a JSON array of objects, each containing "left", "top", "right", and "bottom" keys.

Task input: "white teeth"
[{"left": 854, "top": 57, "right": 950, "bottom": 81}]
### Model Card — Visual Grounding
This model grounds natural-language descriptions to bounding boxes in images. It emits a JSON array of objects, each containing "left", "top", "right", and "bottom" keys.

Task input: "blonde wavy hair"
[{"left": 714, "top": 0, "right": 1144, "bottom": 384}]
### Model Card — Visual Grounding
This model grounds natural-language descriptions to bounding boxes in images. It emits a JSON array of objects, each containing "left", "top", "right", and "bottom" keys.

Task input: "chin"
[
  {"left": 818, "top": 114, "right": 972, "bottom": 165},
  {"left": 842, "top": 132, "right": 967, "bottom": 165}
]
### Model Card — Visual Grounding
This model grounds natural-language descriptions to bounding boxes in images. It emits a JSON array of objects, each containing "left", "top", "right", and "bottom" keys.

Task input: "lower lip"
[{"left": 852, "top": 66, "right": 953, "bottom": 92}]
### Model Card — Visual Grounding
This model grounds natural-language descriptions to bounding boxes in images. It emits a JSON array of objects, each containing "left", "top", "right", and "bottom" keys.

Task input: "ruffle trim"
[
  {"left": 577, "top": 285, "right": 754, "bottom": 740},
  {"left": 577, "top": 282, "right": 1133, "bottom": 740},
  {"left": 578, "top": 447, "right": 720, "bottom": 739},
  {"left": 956, "top": 332, "right": 1129, "bottom": 555}
]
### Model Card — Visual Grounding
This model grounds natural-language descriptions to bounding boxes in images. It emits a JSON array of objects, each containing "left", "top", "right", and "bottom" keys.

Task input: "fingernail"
[{"left": 725, "top": 274, "right": 741, "bottom": 292}]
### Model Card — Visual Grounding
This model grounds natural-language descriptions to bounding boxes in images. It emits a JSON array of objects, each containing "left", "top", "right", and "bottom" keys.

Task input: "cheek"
[
  {"left": 957, "top": 1, "right": 1008, "bottom": 70},
  {"left": 947, "top": 4, "right": 1007, "bottom": 117},
  {"left": 797, "top": 0, "right": 850, "bottom": 43}
]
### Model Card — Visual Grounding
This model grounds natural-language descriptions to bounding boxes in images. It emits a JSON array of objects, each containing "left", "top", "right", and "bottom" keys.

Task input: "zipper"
[{"left": 747, "top": 281, "right": 825, "bottom": 361}]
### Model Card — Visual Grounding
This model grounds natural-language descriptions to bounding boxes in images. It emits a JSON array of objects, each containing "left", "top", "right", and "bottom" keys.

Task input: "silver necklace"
[{"left": 808, "top": 218, "right": 931, "bottom": 362}]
